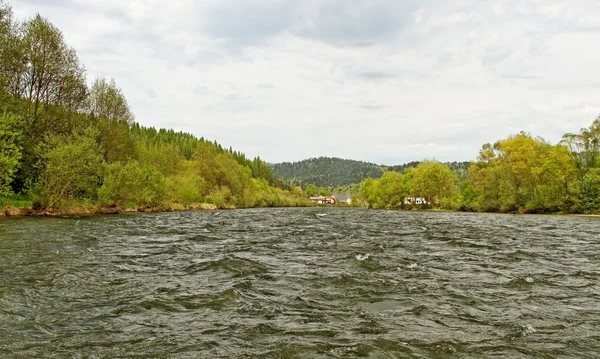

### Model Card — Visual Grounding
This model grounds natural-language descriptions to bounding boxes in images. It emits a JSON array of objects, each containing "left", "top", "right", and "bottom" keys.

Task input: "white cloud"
[{"left": 12, "top": 0, "right": 600, "bottom": 164}]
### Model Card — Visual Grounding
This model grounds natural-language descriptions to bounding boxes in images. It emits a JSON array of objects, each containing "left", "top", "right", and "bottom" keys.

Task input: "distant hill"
[
  {"left": 270, "top": 157, "right": 384, "bottom": 187},
  {"left": 270, "top": 157, "right": 471, "bottom": 187}
]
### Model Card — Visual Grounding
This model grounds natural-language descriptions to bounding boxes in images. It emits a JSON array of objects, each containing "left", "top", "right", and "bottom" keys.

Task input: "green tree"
[
  {"left": 410, "top": 161, "right": 457, "bottom": 207},
  {"left": 561, "top": 116, "right": 600, "bottom": 176},
  {"left": 39, "top": 130, "right": 104, "bottom": 209},
  {"left": 15, "top": 14, "right": 87, "bottom": 138},
  {"left": 470, "top": 133, "right": 577, "bottom": 213},
  {"left": 98, "top": 160, "right": 165, "bottom": 207},
  {"left": 0, "top": 112, "right": 21, "bottom": 195},
  {"left": 88, "top": 77, "right": 134, "bottom": 124},
  {"left": 580, "top": 168, "right": 600, "bottom": 214},
  {"left": 378, "top": 171, "right": 407, "bottom": 209},
  {"left": 359, "top": 178, "right": 384, "bottom": 209},
  {"left": 305, "top": 183, "right": 317, "bottom": 196},
  {"left": 0, "top": 0, "right": 21, "bottom": 103}
]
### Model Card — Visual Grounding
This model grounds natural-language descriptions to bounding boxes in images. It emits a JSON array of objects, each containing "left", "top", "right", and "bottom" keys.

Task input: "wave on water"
[
  {"left": 355, "top": 253, "right": 371, "bottom": 261},
  {"left": 1, "top": 208, "right": 598, "bottom": 358}
]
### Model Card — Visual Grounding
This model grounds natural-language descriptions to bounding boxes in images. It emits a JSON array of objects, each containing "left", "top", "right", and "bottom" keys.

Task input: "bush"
[{"left": 98, "top": 161, "right": 165, "bottom": 207}]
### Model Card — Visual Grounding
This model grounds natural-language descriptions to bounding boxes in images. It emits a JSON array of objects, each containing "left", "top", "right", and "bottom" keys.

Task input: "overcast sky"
[{"left": 13, "top": 0, "right": 600, "bottom": 164}]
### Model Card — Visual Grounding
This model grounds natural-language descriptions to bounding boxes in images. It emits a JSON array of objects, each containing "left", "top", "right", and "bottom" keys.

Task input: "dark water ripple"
[{"left": 1, "top": 208, "right": 599, "bottom": 358}]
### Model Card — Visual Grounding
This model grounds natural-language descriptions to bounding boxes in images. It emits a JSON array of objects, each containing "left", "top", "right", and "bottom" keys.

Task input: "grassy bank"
[{"left": 0, "top": 196, "right": 313, "bottom": 217}]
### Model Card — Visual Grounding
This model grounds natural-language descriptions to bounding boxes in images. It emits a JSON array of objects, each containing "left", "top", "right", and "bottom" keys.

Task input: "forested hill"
[
  {"left": 0, "top": 2, "right": 307, "bottom": 213},
  {"left": 270, "top": 157, "right": 384, "bottom": 187},
  {"left": 269, "top": 157, "right": 471, "bottom": 187}
]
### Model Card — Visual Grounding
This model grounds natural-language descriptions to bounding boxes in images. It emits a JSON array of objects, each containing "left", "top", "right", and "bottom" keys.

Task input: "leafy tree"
[
  {"left": 580, "top": 168, "right": 600, "bottom": 213},
  {"left": 0, "top": 111, "right": 21, "bottom": 195},
  {"left": 379, "top": 171, "right": 407, "bottom": 208},
  {"left": 164, "top": 161, "right": 205, "bottom": 206},
  {"left": 98, "top": 161, "right": 165, "bottom": 207},
  {"left": 14, "top": 14, "right": 87, "bottom": 138},
  {"left": 470, "top": 133, "right": 577, "bottom": 213},
  {"left": 95, "top": 113, "right": 134, "bottom": 163},
  {"left": 0, "top": 0, "right": 21, "bottom": 103},
  {"left": 88, "top": 77, "right": 133, "bottom": 124},
  {"left": 409, "top": 161, "right": 458, "bottom": 207},
  {"left": 561, "top": 116, "right": 600, "bottom": 176},
  {"left": 305, "top": 183, "right": 317, "bottom": 196},
  {"left": 38, "top": 130, "right": 104, "bottom": 209}
]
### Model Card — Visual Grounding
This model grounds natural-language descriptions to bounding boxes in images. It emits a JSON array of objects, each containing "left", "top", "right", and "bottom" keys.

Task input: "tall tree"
[
  {"left": 410, "top": 161, "right": 458, "bottom": 206},
  {"left": 88, "top": 76, "right": 133, "bottom": 124},
  {"left": 0, "top": 112, "right": 21, "bottom": 195},
  {"left": 13, "top": 14, "right": 87, "bottom": 138},
  {"left": 0, "top": 0, "right": 21, "bottom": 103},
  {"left": 561, "top": 116, "right": 600, "bottom": 176}
]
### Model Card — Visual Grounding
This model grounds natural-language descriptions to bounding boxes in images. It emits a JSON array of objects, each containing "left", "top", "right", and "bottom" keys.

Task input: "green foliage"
[
  {"left": 16, "top": 14, "right": 87, "bottom": 138},
  {"left": 98, "top": 161, "right": 165, "bottom": 207},
  {"left": 305, "top": 184, "right": 318, "bottom": 196},
  {"left": 271, "top": 156, "right": 471, "bottom": 188},
  {"left": 88, "top": 77, "right": 134, "bottom": 124},
  {"left": 164, "top": 161, "right": 205, "bottom": 206},
  {"left": 561, "top": 116, "right": 600, "bottom": 175},
  {"left": 271, "top": 157, "right": 385, "bottom": 187},
  {"left": 0, "top": 193, "right": 31, "bottom": 208},
  {"left": 39, "top": 130, "right": 104, "bottom": 209},
  {"left": 0, "top": 111, "right": 21, "bottom": 195},
  {"left": 580, "top": 168, "right": 600, "bottom": 214},
  {"left": 469, "top": 133, "right": 578, "bottom": 213},
  {"left": 409, "top": 161, "right": 458, "bottom": 208},
  {"left": 359, "top": 172, "right": 408, "bottom": 209},
  {"left": 96, "top": 116, "right": 134, "bottom": 163}
]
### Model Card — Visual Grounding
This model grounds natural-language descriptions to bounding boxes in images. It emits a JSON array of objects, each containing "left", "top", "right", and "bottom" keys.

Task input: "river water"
[{"left": 0, "top": 208, "right": 598, "bottom": 358}]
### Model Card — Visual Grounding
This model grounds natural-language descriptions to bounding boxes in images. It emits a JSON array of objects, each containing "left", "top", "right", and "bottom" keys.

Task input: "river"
[{"left": 0, "top": 208, "right": 598, "bottom": 358}]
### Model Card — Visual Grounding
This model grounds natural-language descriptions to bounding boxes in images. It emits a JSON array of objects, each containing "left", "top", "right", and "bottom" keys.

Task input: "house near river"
[
  {"left": 307, "top": 195, "right": 335, "bottom": 205},
  {"left": 307, "top": 192, "right": 352, "bottom": 205},
  {"left": 404, "top": 197, "right": 430, "bottom": 205}
]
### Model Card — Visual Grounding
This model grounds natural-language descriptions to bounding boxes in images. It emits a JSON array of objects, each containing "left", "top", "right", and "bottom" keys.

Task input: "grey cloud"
[
  {"left": 199, "top": 0, "right": 428, "bottom": 48},
  {"left": 360, "top": 104, "right": 386, "bottom": 110},
  {"left": 358, "top": 71, "right": 398, "bottom": 80},
  {"left": 295, "top": 0, "right": 422, "bottom": 46},
  {"left": 201, "top": 0, "right": 295, "bottom": 46},
  {"left": 21, "top": 0, "right": 130, "bottom": 22}
]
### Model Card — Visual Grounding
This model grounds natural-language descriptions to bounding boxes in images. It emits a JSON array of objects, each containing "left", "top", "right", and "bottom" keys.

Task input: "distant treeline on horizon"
[{"left": 270, "top": 157, "right": 470, "bottom": 188}]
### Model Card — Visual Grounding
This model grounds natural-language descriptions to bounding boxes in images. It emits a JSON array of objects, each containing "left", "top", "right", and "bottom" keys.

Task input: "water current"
[{"left": 0, "top": 208, "right": 599, "bottom": 358}]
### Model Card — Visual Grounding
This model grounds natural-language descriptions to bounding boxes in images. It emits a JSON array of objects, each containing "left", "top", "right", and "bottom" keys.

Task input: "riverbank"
[
  {"left": 0, "top": 199, "right": 319, "bottom": 218},
  {"left": 0, "top": 203, "right": 224, "bottom": 218}
]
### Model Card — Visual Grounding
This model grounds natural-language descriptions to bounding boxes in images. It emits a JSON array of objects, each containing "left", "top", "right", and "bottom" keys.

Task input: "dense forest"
[
  {"left": 270, "top": 157, "right": 384, "bottom": 187},
  {"left": 358, "top": 124, "right": 600, "bottom": 214},
  {"left": 270, "top": 157, "right": 471, "bottom": 187},
  {"left": 0, "top": 1, "right": 308, "bottom": 214}
]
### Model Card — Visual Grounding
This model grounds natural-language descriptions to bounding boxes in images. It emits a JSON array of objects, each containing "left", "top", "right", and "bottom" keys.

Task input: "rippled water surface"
[{"left": 1, "top": 208, "right": 599, "bottom": 358}]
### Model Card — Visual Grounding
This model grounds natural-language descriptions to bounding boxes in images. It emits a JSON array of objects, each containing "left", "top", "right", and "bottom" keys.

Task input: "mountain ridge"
[{"left": 269, "top": 156, "right": 471, "bottom": 187}]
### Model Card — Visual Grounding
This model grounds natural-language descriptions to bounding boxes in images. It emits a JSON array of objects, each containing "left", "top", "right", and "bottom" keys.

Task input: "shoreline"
[
  {"left": 2, "top": 203, "right": 597, "bottom": 219},
  {"left": 0, "top": 203, "right": 222, "bottom": 218}
]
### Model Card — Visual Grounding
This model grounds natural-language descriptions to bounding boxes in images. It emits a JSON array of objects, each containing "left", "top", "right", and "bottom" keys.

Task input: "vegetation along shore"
[{"left": 1, "top": 1, "right": 598, "bottom": 216}]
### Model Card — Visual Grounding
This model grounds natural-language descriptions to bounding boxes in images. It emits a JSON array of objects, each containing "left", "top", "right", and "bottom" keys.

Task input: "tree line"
[
  {"left": 0, "top": 1, "right": 307, "bottom": 213},
  {"left": 270, "top": 156, "right": 471, "bottom": 188},
  {"left": 358, "top": 121, "right": 600, "bottom": 214}
]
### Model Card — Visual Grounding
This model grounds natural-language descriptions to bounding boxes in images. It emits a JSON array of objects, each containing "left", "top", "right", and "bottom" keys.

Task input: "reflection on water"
[{"left": 1, "top": 209, "right": 599, "bottom": 358}]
